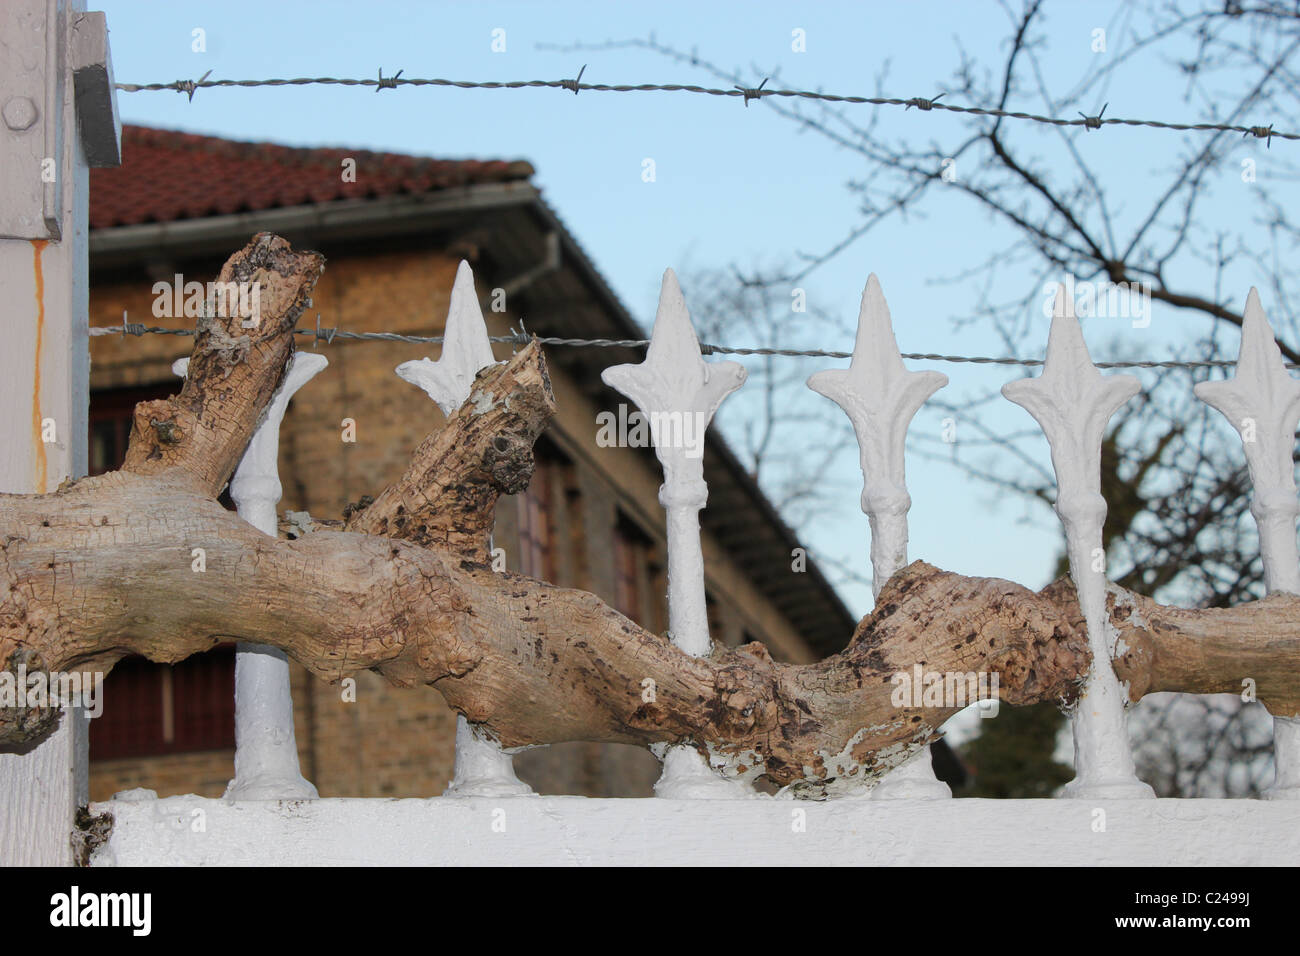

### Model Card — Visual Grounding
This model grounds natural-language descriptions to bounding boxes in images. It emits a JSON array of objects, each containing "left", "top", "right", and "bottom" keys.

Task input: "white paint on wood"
[
  {"left": 808, "top": 274, "right": 951, "bottom": 800},
  {"left": 175, "top": 352, "right": 325, "bottom": 799},
  {"left": 90, "top": 793, "right": 1300, "bottom": 866},
  {"left": 603, "top": 270, "right": 753, "bottom": 798},
  {"left": 1004, "top": 288, "right": 1154, "bottom": 799},
  {"left": 395, "top": 260, "right": 533, "bottom": 796},
  {"left": 0, "top": 0, "right": 94, "bottom": 866},
  {"left": 1194, "top": 289, "right": 1300, "bottom": 798}
]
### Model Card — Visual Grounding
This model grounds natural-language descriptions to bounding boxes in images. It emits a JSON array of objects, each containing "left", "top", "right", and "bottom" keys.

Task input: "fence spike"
[
  {"left": 808, "top": 274, "right": 952, "bottom": 799},
  {"left": 395, "top": 260, "right": 497, "bottom": 415},
  {"left": 602, "top": 269, "right": 754, "bottom": 798},
  {"left": 1003, "top": 285, "right": 1155, "bottom": 799},
  {"left": 393, "top": 260, "right": 534, "bottom": 798},
  {"left": 174, "top": 351, "right": 326, "bottom": 799},
  {"left": 1194, "top": 288, "right": 1300, "bottom": 799}
]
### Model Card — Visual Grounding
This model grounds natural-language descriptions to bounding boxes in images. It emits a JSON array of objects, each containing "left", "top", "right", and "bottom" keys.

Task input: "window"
[
  {"left": 517, "top": 442, "right": 559, "bottom": 582},
  {"left": 88, "top": 384, "right": 237, "bottom": 761},
  {"left": 89, "top": 647, "right": 237, "bottom": 759},
  {"left": 706, "top": 591, "right": 726, "bottom": 645},
  {"left": 613, "top": 512, "right": 652, "bottom": 623},
  {"left": 89, "top": 384, "right": 172, "bottom": 476},
  {"left": 516, "top": 438, "right": 583, "bottom": 585}
]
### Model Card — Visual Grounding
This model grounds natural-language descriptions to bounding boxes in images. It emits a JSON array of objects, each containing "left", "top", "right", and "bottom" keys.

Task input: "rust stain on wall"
[{"left": 31, "top": 239, "right": 48, "bottom": 492}]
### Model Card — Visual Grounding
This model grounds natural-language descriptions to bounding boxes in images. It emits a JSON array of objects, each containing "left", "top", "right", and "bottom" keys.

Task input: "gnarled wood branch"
[{"left": 2, "top": 235, "right": 1298, "bottom": 795}]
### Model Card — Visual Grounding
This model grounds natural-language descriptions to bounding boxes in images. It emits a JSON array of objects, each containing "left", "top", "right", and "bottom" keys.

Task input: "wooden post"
[{"left": 0, "top": 0, "right": 119, "bottom": 865}]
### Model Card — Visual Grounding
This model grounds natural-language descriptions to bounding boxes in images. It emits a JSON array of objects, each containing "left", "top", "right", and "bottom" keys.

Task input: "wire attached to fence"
[
  {"left": 88, "top": 321, "right": 1270, "bottom": 370},
  {"left": 111, "top": 71, "right": 1293, "bottom": 144}
]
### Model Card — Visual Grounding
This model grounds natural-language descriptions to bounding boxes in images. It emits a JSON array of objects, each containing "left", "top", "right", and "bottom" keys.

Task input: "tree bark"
[{"left": 2, "top": 234, "right": 1297, "bottom": 795}]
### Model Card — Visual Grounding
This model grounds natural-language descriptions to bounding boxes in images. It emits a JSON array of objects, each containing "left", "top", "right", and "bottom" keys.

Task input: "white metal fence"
[
  {"left": 107, "top": 258, "right": 1300, "bottom": 805},
  {"left": 86, "top": 261, "right": 1300, "bottom": 866}
]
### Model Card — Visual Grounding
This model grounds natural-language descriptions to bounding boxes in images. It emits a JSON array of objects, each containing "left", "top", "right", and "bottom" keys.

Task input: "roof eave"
[{"left": 89, "top": 180, "right": 540, "bottom": 270}]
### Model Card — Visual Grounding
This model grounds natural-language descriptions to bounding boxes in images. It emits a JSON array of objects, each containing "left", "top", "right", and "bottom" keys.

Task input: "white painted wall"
[{"left": 91, "top": 794, "right": 1300, "bottom": 866}]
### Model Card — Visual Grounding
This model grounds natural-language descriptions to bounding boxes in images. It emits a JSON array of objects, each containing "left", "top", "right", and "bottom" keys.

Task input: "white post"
[
  {"left": 396, "top": 260, "right": 533, "bottom": 797},
  {"left": 808, "top": 274, "right": 952, "bottom": 798},
  {"left": 174, "top": 352, "right": 325, "bottom": 799},
  {"left": 1194, "top": 289, "right": 1300, "bottom": 799},
  {"left": 1003, "top": 287, "right": 1154, "bottom": 799},
  {"left": 0, "top": 0, "right": 118, "bottom": 865},
  {"left": 603, "top": 269, "right": 755, "bottom": 798}
]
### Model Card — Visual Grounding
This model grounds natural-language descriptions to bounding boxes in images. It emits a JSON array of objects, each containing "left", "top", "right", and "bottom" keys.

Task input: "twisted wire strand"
[{"left": 88, "top": 324, "right": 1262, "bottom": 370}]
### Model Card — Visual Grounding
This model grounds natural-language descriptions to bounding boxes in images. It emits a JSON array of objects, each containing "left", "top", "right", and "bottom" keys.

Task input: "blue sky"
[{"left": 95, "top": 1, "right": 1288, "bottom": 617}]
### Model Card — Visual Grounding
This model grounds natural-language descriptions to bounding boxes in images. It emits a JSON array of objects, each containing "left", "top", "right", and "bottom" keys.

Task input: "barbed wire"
[
  {"left": 87, "top": 322, "right": 1267, "bottom": 370},
  {"left": 112, "top": 70, "right": 1292, "bottom": 144}
]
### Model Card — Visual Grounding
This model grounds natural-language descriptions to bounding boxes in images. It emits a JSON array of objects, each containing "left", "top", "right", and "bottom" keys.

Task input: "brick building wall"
[{"left": 87, "top": 243, "right": 820, "bottom": 801}]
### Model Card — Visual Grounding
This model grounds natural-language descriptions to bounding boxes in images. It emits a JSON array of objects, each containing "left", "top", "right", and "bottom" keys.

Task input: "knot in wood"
[
  {"left": 0, "top": 649, "right": 62, "bottom": 746},
  {"left": 341, "top": 495, "right": 374, "bottom": 521},
  {"left": 482, "top": 433, "right": 534, "bottom": 495},
  {"left": 149, "top": 419, "right": 182, "bottom": 444},
  {"left": 712, "top": 665, "right": 776, "bottom": 736}
]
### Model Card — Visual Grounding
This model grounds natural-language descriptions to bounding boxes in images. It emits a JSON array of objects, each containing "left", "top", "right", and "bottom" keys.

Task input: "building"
[{"left": 86, "top": 126, "right": 961, "bottom": 799}]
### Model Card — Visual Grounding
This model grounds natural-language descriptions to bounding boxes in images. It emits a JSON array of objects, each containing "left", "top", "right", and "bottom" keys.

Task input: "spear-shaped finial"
[
  {"left": 396, "top": 260, "right": 497, "bottom": 415},
  {"left": 809, "top": 274, "right": 947, "bottom": 591}
]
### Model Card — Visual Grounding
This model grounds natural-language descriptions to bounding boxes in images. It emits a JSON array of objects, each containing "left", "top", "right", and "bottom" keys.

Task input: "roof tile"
[{"left": 90, "top": 125, "right": 535, "bottom": 229}]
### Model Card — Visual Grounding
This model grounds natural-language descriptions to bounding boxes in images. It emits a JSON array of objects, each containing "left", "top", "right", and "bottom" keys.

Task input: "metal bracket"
[{"left": 0, "top": 0, "right": 63, "bottom": 239}]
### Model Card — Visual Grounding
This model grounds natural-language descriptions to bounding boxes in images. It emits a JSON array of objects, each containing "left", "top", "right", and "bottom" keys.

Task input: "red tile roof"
[{"left": 90, "top": 126, "right": 535, "bottom": 229}]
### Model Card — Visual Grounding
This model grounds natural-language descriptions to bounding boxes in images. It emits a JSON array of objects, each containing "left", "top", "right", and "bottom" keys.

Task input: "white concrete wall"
[{"left": 90, "top": 795, "right": 1300, "bottom": 866}]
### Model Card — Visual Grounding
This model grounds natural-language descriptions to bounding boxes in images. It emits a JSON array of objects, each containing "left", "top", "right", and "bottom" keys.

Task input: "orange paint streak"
[{"left": 31, "top": 240, "right": 48, "bottom": 492}]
